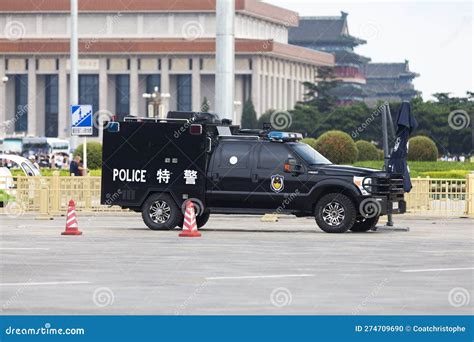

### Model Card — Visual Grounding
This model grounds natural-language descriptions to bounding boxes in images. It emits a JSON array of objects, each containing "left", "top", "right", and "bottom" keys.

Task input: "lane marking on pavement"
[
  {"left": 400, "top": 267, "right": 474, "bottom": 273},
  {"left": 0, "top": 281, "right": 90, "bottom": 286},
  {"left": 0, "top": 248, "right": 50, "bottom": 250},
  {"left": 206, "top": 274, "right": 315, "bottom": 280}
]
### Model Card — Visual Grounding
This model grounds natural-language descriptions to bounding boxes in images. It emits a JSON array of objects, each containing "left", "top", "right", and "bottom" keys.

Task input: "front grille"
[{"left": 364, "top": 176, "right": 405, "bottom": 198}]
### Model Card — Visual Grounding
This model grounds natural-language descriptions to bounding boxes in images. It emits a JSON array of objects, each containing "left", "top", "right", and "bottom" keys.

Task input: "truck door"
[
  {"left": 206, "top": 140, "right": 258, "bottom": 208},
  {"left": 249, "top": 142, "right": 307, "bottom": 209}
]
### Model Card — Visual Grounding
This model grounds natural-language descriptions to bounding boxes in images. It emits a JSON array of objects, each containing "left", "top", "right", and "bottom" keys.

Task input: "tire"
[
  {"left": 350, "top": 216, "right": 379, "bottom": 232},
  {"left": 314, "top": 193, "right": 356, "bottom": 233},
  {"left": 196, "top": 211, "right": 210, "bottom": 228},
  {"left": 142, "top": 193, "right": 182, "bottom": 230}
]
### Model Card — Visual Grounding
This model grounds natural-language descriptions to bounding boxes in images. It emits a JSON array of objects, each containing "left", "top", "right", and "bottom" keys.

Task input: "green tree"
[
  {"left": 200, "top": 97, "right": 210, "bottom": 112},
  {"left": 300, "top": 66, "right": 340, "bottom": 113},
  {"left": 74, "top": 142, "right": 102, "bottom": 170},
  {"left": 240, "top": 100, "right": 258, "bottom": 129}
]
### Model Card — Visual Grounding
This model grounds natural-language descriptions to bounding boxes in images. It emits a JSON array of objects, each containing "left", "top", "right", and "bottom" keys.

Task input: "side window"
[
  {"left": 21, "top": 162, "right": 35, "bottom": 176},
  {"left": 218, "top": 142, "right": 254, "bottom": 169},
  {"left": 257, "top": 144, "right": 293, "bottom": 170}
]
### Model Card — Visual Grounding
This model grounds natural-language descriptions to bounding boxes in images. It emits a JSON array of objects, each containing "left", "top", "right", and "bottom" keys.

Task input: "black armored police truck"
[{"left": 101, "top": 111, "right": 406, "bottom": 233}]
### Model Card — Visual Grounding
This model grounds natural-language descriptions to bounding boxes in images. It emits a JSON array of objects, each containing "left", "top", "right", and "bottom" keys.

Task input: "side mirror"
[{"left": 284, "top": 158, "right": 302, "bottom": 174}]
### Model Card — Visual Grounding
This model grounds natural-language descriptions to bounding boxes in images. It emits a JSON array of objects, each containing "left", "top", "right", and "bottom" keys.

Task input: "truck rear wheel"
[
  {"left": 196, "top": 211, "right": 210, "bottom": 228},
  {"left": 314, "top": 193, "right": 356, "bottom": 233},
  {"left": 350, "top": 216, "right": 379, "bottom": 232},
  {"left": 142, "top": 193, "right": 182, "bottom": 230}
]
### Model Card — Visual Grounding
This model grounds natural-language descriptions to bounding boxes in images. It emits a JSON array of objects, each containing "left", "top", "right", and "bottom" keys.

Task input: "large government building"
[{"left": 0, "top": 0, "right": 334, "bottom": 139}]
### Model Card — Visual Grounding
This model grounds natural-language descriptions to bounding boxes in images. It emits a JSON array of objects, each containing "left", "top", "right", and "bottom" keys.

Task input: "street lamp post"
[{"left": 142, "top": 87, "right": 170, "bottom": 119}]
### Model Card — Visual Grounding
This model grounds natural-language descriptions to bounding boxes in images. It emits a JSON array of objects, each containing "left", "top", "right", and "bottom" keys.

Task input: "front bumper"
[
  {"left": 361, "top": 175, "right": 406, "bottom": 215},
  {"left": 369, "top": 196, "right": 406, "bottom": 215}
]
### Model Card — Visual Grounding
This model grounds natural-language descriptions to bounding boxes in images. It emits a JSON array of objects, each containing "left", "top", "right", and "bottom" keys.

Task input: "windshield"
[
  {"left": 292, "top": 143, "right": 332, "bottom": 165},
  {"left": 3, "top": 140, "right": 22, "bottom": 153}
]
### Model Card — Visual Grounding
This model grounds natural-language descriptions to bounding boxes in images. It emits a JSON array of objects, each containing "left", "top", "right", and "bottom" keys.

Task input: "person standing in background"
[{"left": 69, "top": 156, "right": 85, "bottom": 176}]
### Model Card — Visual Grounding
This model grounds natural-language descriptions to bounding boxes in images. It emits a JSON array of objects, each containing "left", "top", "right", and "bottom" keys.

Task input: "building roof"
[
  {"left": 364, "top": 61, "right": 419, "bottom": 79},
  {"left": 0, "top": 0, "right": 299, "bottom": 27},
  {"left": 333, "top": 50, "right": 370, "bottom": 65},
  {"left": 0, "top": 38, "right": 335, "bottom": 66},
  {"left": 288, "top": 12, "right": 366, "bottom": 46}
]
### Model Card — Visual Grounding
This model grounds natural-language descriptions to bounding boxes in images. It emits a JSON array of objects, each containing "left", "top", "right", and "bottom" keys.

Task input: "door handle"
[{"left": 251, "top": 173, "right": 258, "bottom": 182}]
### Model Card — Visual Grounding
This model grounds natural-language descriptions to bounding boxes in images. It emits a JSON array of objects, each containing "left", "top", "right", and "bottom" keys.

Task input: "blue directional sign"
[{"left": 71, "top": 104, "right": 93, "bottom": 136}]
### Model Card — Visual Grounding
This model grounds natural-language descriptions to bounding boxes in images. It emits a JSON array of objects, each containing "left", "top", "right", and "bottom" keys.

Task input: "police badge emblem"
[{"left": 270, "top": 174, "right": 284, "bottom": 193}]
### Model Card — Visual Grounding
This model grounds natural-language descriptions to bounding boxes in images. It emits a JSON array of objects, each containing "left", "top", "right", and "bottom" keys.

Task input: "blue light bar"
[
  {"left": 107, "top": 122, "right": 120, "bottom": 133},
  {"left": 268, "top": 131, "right": 303, "bottom": 141}
]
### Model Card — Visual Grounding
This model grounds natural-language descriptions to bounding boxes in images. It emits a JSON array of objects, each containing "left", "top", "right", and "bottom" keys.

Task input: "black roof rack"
[{"left": 123, "top": 116, "right": 189, "bottom": 124}]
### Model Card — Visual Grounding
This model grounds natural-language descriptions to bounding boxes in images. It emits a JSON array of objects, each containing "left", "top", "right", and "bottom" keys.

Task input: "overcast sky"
[{"left": 267, "top": 0, "right": 473, "bottom": 100}]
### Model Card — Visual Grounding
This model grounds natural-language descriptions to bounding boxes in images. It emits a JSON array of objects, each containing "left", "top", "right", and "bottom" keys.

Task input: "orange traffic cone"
[
  {"left": 179, "top": 201, "right": 201, "bottom": 237},
  {"left": 61, "top": 199, "right": 82, "bottom": 236}
]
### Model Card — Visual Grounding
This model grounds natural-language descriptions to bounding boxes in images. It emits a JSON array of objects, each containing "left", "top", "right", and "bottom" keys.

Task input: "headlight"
[{"left": 353, "top": 176, "right": 372, "bottom": 195}]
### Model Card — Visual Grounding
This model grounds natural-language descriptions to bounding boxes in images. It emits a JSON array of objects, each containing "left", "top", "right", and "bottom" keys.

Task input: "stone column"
[
  {"left": 278, "top": 61, "right": 283, "bottom": 109},
  {"left": 129, "top": 57, "right": 139, "bottom": 116},
  {"left": 27, "top": 57, "right": 37, "bottom": 136},
  {"left": 272, "top": 60, "right": 277, "bottom": 109},
  {"left": 282, "top": 73, "right": 288, "bottom": 110},
  {"left": 160, "top": 57, "right": 170, "bottom": 114},
  {"left": 58, "top": 58, "right": 68, "bottom": 138},
  {"left": 191, "top": 57, "right": 201, "bottom": 112},
  {"left": 251, "top": 56, "right": 261, "bottom": 116},
  {"left": 98, "top": 58, "right": 108, "bottom": 141}
]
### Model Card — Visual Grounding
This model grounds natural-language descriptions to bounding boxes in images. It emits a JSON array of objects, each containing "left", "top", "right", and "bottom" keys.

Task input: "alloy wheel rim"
[
  {"left": 322, "top": 201, "right": 345, "bottom": 226},
  {"left": 149, "top": 200, "right": 171, "bottom": 224}
]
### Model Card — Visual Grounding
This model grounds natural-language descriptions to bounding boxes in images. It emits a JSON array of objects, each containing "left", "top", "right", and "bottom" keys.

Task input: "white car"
[{"left": 0, "top": 154, "right": 41, "bottom": 191}]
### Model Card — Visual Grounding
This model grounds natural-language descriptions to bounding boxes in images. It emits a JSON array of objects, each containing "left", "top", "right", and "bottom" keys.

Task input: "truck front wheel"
[
  {"left": 314, "top": 193, "right": 356, "bottom": 233},
  {"left": 142, "top": 193, "right": 182, "bottom": 230}
]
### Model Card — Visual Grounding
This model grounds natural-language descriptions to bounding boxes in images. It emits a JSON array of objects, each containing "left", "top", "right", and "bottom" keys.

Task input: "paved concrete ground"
[{"left": 0, "top": 213, "right": 473, "bottom": 315}]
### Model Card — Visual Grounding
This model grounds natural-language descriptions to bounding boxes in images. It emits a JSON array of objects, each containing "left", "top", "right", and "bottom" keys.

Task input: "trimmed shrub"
[
  {"left": 314, "top": 130, "right": 358, "bottom": 164},
  {"left": 407, "top": 136, "right": 438, "bottom": 161},
  {"left": 355, "top": 140, "right": 380, "bottom": 161},
  {"left": 301, "top": 137, "right": 317, "bottom": 148},
  {"left": 74, "top": 142, "right": 102, "bottom": 170}
]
